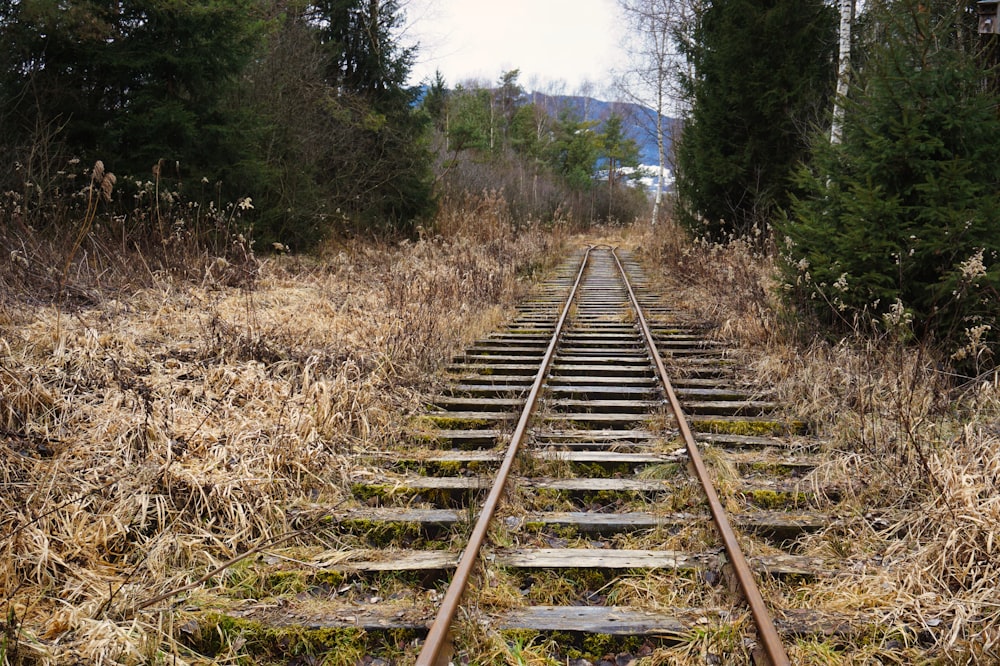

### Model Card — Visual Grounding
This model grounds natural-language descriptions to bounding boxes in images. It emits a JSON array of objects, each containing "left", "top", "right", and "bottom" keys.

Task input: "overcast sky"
[{"left": 403, "top": 0, "right": 627, "bottom": 94}]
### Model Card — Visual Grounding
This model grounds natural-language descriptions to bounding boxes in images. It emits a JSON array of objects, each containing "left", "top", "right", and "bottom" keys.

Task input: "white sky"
[{"left": 403, "top": 0, "right": 627, "bottom": 94}]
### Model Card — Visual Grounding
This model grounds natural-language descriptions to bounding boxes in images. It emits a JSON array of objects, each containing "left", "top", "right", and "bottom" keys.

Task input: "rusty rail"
[
  {"left": 610, "top": 247, "right": 791, "bottom": 666},
  {"left": 415, "top": 247, "right": 593, "bottom": 666}
]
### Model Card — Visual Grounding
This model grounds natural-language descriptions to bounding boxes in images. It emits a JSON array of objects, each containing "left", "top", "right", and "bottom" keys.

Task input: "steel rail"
[
  {"left": 415, "top": 247, "right": 594, "bottom": 666},
  {"left": 610, "top": 248, "right": 791, "bottom": 666}
]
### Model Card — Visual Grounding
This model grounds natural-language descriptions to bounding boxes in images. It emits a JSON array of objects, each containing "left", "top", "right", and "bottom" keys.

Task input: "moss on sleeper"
[
  {"left": 337, "top": 517, "right": 438, "bottom": 547},
  {"left": 747, "top": 461, "right": 795, "bottom": 476},
  {"left": 189, "top": 613, "right": 425, "bottom": 665},
  {"left": 743, "top": 488, "right": 809, "bottom": 510},
  {"left": 692, "top": 417, "right": 805, "bottom": 437}
]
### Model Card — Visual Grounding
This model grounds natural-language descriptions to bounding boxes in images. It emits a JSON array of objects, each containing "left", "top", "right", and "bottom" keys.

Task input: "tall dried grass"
[
  {"left": 0, "top": 189, "right": 565, "bottom": 664},
  {"left": 628, "top": 218, "right": 1000, "bottom": 661}
]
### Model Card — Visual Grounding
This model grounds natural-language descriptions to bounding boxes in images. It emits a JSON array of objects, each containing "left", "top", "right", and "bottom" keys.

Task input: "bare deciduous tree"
[{"left": 615, "top": 0, "right": 701, "bottom": 223}]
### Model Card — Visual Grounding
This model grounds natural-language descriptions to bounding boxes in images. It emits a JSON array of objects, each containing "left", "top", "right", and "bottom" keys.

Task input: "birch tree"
[
  {"left": 616, "top": 0, "right": 699, "bottom": 222},
  {"left": 830, "top": 0, "right": 855, "bottom": 144}
]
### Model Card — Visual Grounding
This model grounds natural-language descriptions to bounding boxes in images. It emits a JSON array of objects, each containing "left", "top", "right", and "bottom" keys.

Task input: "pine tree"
[
  {"left": 675, "top": 0, "right": 836, "bottom": 239},
  {"left": 546, "top": 110, "right": 600, "bottom": 190},
  {"left": 780, "top": 0, "right": 1000, "bottom": 363}
]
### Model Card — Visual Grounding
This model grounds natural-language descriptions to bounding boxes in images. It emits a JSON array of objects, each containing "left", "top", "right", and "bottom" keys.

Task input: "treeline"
[
  {"left": 425, "top": 70, "right": 647, "bottom": 225},
  {"left": 668, "top": 0, "right": 999, "bottom": 368},
  {"left": 0, "top": 1, "right": 648, "bottom": 254},
  {"left": 0, "top": 0, "right": 433, "bottom": 249}
]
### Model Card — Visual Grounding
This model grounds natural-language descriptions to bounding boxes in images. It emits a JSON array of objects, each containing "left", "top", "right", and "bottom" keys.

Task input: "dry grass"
[
  {"left": 5, "top": 197, "right": 998, "bottom": 664},
  {"left": 627, "top": 218, "right": 1000, "bottom": 662},
  {"left": 0, "top": 192, "right": 570, "bottom": 664}
]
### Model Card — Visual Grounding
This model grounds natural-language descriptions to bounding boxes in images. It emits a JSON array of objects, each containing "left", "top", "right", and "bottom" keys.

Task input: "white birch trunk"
[
  {"left": 652, "top": 85, "right": 665, "bottom": 224},
  {"left": 830, "top": 0, "right": 855, "bottom": 144}
]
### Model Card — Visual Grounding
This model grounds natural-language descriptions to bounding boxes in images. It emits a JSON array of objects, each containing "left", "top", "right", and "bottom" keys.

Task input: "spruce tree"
[
  {"left": 675, "top": 0, "right": 836, "bottom": 239},
  {"left": 0, "top": 0, "right": 261, "bottom": 182},
  {"left": 780, "top": 0, "right": 1000, "bottom": 363},
  {"left": 546, "top": 110, "right": 600, "bottom": 191}
]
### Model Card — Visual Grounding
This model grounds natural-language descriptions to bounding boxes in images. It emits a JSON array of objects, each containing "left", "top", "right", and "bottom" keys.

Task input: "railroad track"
[{"left": 188, "top": 246, "right": 888, "bottom": 664}]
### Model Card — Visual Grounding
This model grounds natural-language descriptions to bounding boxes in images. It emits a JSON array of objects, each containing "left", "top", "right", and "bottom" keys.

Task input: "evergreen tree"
[
  {"left": 599, "top": 113, "right": 641, "bottom": 192},
  {"left": 445, "top": 85, "right": 492, "bottom": 153},
  {"left": 494, "top": 69, "right": 525, "bottom": 150},
  {"left": 546, "top": 110, "right": 600, "bottom": 190},
  {"left": 780, "top": 0, "right": 1000, "bottom": 362},
  {"left": 0, "top": 0, "right": 435, "bottom": 244},
  {"left": 0, "top": 0, "right": 262, "bottom": 182},
  {"left": 423, "top": 70, "right": 449, "bottom": 133},
  {"left": 675, "top": 0, "right": 836, "bottom": 239},
  {"left": 308, "top": 0, "right": 434, "bottom": 231}
]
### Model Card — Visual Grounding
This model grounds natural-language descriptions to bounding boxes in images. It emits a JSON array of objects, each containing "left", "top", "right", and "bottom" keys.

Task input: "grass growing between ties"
[
  {"left": 0, "top": 187, "right": 568, "bottom": 663},
  {"left": 628, "top": 219, "right": 1000, "bottom": 662}
]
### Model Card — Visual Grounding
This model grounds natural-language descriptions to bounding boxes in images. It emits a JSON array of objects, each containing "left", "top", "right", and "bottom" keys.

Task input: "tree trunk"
[
  {"left": 830, "top": 0, "right": 854, "bottom": 144},
  {"left": 652, "top": 83, "right": 666, "bottom": 224}
]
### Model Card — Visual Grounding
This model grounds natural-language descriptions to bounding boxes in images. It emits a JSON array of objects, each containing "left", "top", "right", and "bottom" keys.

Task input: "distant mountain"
[
  {"left": 414, "top": 85, "right": 678, "bottom": 189},
  {"left": 414, "top": 85, "right": 676, "bottom": 168},
  {"left": 523, "top": 92, "right": 678, "bottom": 168}
]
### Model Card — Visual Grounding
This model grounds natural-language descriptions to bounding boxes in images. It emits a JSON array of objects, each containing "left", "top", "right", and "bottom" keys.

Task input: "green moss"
[
  {"left": 747, "top": 462, "right": 794, "bottom": 475},
  {"left": 351, "top": 482, "right": 394, "bottom": 503},
  {"left": 581, "top": 633, "right": 644, "bottom": 658},
  {"left": 338, "top": 518, "right": 430, "bottom": 547},
  {"left": 743, "top": 489, "right": 808, "bottom": 510},
  {"left": 500, "top": 628, "right": 542, "bottom": 646},
  {"left": 264, "top": 570, "right": 310, "bottom": 595},
  {"left": 427, "top": 460, "right": 463, "bottom": 476},
  {"left": 550, "top": 524, "right": 579, "bottom": 539},
  {"left": 189, "top": 614, "right": 363, "bottom": 662},
  {"left": 692, "top": 418, "right": 804, "bottom": 437},
  {"left": 374, "top": 455, "right": 492, "bottom": 478},
  {"left": 189, "top": 613, "right": 423, "bottom": 665}
]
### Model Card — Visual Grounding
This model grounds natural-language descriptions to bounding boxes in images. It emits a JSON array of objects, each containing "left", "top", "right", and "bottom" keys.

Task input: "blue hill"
[
  {"left": 523, "top": 93, "right": 677, "bottom": 167},
  {"left": 414, "top": 84, "right": 676, "bottom": 167}
]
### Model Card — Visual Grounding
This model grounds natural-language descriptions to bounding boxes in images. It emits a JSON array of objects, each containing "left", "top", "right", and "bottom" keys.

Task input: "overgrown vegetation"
[
  {"left": 0, "top": 2, "right": 650, "bottom": 252},
  {"left": 630, "top": 219, "right": 1000, "bottom": 662},
  {"left": 0, "top": 178, "right": 569, "bottom": 663},
  {"left": 780, "top": 0, "right": 1000, "bottom": 365},
  {"left": 2, "top": 0, "right": 999, "bottom": 662},
  {"left": 0, "top": 0, "right": 433, "bottom": 248}
]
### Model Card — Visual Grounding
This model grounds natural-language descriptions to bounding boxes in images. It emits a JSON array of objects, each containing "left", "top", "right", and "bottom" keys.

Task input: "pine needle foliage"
[
  {"left": 780, "top": 0, "right": 1000, "bottom": 369},
  {"left": 675, "top": 0, "right": 837, "bottom": 240}
]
